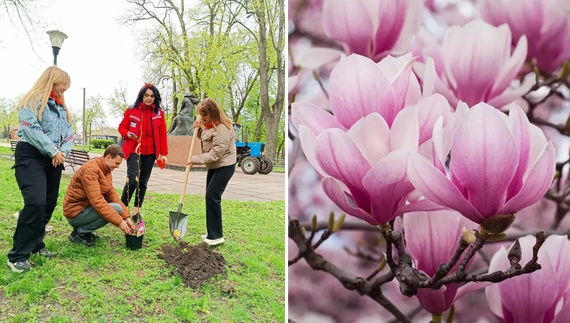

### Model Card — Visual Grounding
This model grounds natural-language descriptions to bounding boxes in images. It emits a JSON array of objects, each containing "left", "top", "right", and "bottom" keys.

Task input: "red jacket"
[{"left": 118, "top": 104, "right": 168, "bottom": 160}]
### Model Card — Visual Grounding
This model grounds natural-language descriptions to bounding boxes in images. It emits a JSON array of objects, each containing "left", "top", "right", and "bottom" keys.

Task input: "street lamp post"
[
  {"left": 82, "top": 88, "right": 86, "bottom": 151},
  {"left": 46, "top": 30, "right": 68, "bottom": 66}
]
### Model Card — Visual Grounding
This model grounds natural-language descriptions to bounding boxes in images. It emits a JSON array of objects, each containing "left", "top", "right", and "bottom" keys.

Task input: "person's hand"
[
  {"left": 193, "top": 120, "right": 202, "bottom": 128},
  {"left": 127, "top": 132, "right": 138, "bottom": 139},
  {"left": 125, "top": 218, "right": 136, "bottom": 232},
  {"left": 119, "top": 219, "right": 134, "bottom": 235},
  {"left": 187, "top": 159, "right": 193, "bottom": 167},
  {"left": 160, "top": 155, "right": 168, "bottom": 166},
  {"left": 52, "top": 151, "right": 66, "bottom": 167}
]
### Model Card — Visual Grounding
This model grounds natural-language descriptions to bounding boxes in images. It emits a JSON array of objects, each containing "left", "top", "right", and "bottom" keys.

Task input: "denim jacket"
[{"left": 17, "top": 97, "right": 74, "bottom": 158}]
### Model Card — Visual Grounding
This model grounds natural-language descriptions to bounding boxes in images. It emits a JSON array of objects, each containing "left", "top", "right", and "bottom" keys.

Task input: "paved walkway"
[{"left": 1, "top": 143, "right": 284, "bottom": 202}]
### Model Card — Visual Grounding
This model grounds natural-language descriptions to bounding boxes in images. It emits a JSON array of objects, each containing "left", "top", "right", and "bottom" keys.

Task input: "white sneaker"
[
  {"left": 13, "top": 212, "right": 19, "bottom": 219},
  {"left": 201, "top": 234, "right": 207, "bottom": 240},
  {"left": 204, "top": 237, "right": 224, "bottom": 246}
]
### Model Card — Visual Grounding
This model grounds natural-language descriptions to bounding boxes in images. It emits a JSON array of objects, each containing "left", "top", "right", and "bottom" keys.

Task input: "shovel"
[{"left": 169, "top": 126, "right": 200, "bottom": 240}]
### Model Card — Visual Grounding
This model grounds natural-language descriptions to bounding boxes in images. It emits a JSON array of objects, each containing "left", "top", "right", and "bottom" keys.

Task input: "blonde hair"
[
  {"left": 196, "top": 98, "right": 233, "bottom": 131},
  {"left": 17, "top": 66, "right": 72, "bottom": 124}
]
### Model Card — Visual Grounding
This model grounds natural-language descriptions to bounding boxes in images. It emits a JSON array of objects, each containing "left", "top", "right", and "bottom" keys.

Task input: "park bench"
[
  {"left": 9, "top": 139, "right": 18, "bottom": 158},
  {"left": 66, "top": 149, "right": 91, "bottom": 172}
]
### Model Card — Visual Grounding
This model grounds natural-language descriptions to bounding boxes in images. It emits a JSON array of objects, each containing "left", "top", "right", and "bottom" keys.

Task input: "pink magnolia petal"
[
  {"left": 413, "top": 60, "right": 459, "bottom": 107},
  {"left": 329, "top": 55, "right": 396, "bottom": 128},
  {"left": 505, "top": 103, "right": 532, "bottom": 200},
  {"left": 407, "top": 156, "right": 484, "bottom": 222},
  {"left": 414, "top": 94, "right": 451, "bottom": 145},
  {"left": 347, "top": 113, "right": 391, "bottom": 165},
  {"left": 291, "top": 102, "right": 345, "bottom": 135},
  {"left": 390, "top": 105, "right": 419, "bottom": 152},
  {"left": 527, "top": 124, "right": 549, "bottom": 170},
  {"left": 450, "top": 103, "right": 518, "bottom": 216},
  {"left": 376, "top": 52, "right": 414, "bottom": 83},
  {"left": 447, "top": 22, "right": 509, "bottom": 106},
  {"left": 542, "top": 235, "right": 570, "bottom": 301},
  {"left": 288, "top": 75, "right": 300, "bottom": 94},
  {"left": 389, "top": 0, "right": 423, "bottom": 55},
  {"left": 490, "top": 35, "right": 528, "bottom": 98},
  {"left": 295, "top": 47, "right": 343, "bottom": 69},
  {"left": 390, "top": 62, "right": 414, "bottom": 116},
  {"left": 486, "top": 75, "right": 535, "bottom": 108},
  {"left": 485, "top": 247, "right": 509, "bottom": 320},
  {"left": 500, "top": 242, "right": 560, "bottom": 323},
  {"left": 321, "top": 177, "right": 377, "bottom": 225},
  {"left": 404, "top": 72, "right": 422, "bottom": 107},
  {"left": 422, "top": 57, "right": 436, "bottom": 97},
  {"left": 500, "top": 142, "right": 555, "bottom": 214},
  {"left": 298, "top": 126, "right": 326, "bottom": 177},
  {"left": 403, "top": 210, "right": 467, "bottom": 275},
  {"left": 315, "top": 129, "right": 372, "bottom": 208},
  {"left": 415, "top": 287, "right": 454, "bottom": 315},
  {"left": 552, "top": 297, "right": 570, "bottom": 323},
  {"left": 395, "top": 198, "right": 448, "bottom": 216},
  {"left": 372, "top": 0, "right": 407, "bottom": 58},
  {"left": 322, "top": 0, "right": 373, "bottom": 56},
  {"left": 363, "top": 150, "right": 415, "bottom": 224}
]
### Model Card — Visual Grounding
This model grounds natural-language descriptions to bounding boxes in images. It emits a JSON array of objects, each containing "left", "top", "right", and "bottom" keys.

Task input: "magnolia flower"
[
  {"left": 297, "top": 93, "right": 450, "bottom": 225},
  {"left": 479, "top": 0, "right": 570, "bottom": 73},
  {"left": 417, "top": 20, "right": 534, "bottom": 109},
  {"left": 321, "top": 0, "right": 423, "bottom": 62},
  {"left": 403, "top": 210, "right": 479, "bottom": 315},
  {"left": 291, "top": 53, "right": 433, "bottom": 132},
  {"left": 291, "top": 52, "right": 449, "bottom": 225},
  {"left": 486, "top": 234, "right": 570, "bottom": 323},
  {"left": 408, "top": 102, "right": 555, "bottom": 232}
]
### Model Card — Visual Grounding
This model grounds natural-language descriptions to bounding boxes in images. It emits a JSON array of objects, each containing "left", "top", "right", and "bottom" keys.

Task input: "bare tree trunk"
[
  {"left": 172, "top": 68, "right": 179, "bottom": 119},
  {"left": 254, "top": 0, "right": 285, "bottom": 160}
]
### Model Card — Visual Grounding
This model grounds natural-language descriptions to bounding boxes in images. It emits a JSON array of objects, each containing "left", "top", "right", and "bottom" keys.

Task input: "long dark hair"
[{"left": 134, "top": 83, "right": 162, "bottom": 113}]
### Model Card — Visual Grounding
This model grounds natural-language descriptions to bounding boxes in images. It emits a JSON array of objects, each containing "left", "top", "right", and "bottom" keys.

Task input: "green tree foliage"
[
  {"left": 0, "top": 97, "right": 18, "bottom": 138},
  {"left": 107, "top": 81, "right": 130, "bottom": 118},
  {"left": 122, "top": 0, "right": 285, "bottom": 159},
  {"left": 84, "top": 95, "right": 107, "bottom": 133}
]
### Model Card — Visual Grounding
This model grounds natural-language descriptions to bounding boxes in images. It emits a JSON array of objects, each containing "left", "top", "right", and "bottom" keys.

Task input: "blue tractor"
[{"left": 233, "top": 123, "right": 273, "bottom": 175}]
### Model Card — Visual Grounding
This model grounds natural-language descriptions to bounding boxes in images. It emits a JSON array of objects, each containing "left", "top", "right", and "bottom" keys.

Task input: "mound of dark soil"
[{"left": 158, "top": 241, "right": 227, "bottom": 288}]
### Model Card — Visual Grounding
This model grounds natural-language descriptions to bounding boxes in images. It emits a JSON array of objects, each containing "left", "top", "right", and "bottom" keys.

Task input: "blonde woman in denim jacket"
[{"left": 7, "top": 66, "right": 73, "bottom": 273}]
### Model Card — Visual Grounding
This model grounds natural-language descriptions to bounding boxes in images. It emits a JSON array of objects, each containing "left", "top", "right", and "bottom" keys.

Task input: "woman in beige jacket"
[{"left": 188, "top": 98, "right": 237, "bottom": 246}]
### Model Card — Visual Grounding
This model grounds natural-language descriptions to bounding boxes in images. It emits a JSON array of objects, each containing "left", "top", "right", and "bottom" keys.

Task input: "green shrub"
[{"left": 90, "top": 139, "right": 114, "bottom": 148}]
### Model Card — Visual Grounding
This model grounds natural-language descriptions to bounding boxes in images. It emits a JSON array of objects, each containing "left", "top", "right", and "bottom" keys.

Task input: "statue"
[{"left": 167, "top": 93, "right": 200, "bottom": 136}]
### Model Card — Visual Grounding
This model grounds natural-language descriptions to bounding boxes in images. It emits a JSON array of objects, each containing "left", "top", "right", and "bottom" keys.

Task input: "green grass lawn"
[{"left": 0, "top": 146, "right": 285, "bottom": 323}]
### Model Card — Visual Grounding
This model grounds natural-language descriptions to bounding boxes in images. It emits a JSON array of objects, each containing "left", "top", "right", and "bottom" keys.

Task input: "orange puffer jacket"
[{"left": 63, "top": 156, "right": 130, "bottom": 226}]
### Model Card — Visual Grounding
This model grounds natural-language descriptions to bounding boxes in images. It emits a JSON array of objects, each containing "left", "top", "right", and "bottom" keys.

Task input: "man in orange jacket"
[{"left": 63, "top": 145, "right": 135, "bottom": 246}]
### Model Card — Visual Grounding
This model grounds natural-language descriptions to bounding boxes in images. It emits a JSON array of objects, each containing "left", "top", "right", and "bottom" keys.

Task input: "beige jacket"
[
  {"left": 63, "top": 156, "right": 130, "bottom": 226},
  {"left": 191, "top": 123, "right": 236, "bottom": 169}
]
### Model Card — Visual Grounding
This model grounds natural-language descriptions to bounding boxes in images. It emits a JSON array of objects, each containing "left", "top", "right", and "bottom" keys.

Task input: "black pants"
[
  {"left": 121, "top": 154, "right": 155, "bottom": 208},
  {"left": 8, "top": 142, "right": 62, "bottom": 262},
  {"left": 205, "top": 165, "right": 235, "bottom": 240}
]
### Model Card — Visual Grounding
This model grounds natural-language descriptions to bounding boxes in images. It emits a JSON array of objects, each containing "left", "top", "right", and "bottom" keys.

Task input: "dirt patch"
[{"left": 158, "top": 241, "right": 227, "bottom": 288}]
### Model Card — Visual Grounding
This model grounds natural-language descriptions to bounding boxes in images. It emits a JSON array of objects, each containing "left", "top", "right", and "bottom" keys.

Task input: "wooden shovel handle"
[{"left": 179, "top": 126, "right": 200, "bottom": 204}]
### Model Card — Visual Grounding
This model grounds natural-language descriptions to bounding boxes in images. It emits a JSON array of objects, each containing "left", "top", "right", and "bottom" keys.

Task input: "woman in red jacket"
[{"left": 118, "top": 83, "right": 168, "bottom": 217}]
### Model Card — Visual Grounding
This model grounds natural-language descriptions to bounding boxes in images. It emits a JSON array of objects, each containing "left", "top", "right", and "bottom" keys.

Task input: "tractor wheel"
[
  {"left": 258, "top": 156, "right": 273, "bottom": 175},
  {"left": 241, "top": 156, "right": 259, "bottom": 175}
]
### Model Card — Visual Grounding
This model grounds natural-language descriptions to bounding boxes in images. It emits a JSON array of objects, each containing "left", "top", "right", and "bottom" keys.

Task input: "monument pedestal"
[{"left": 167, "top": 136, "right": 204, "bottom": 168}]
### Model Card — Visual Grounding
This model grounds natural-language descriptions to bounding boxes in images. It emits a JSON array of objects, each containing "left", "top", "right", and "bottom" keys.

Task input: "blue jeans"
[{"left": 67, "top": 203, "right": 123, "bottom": 234}]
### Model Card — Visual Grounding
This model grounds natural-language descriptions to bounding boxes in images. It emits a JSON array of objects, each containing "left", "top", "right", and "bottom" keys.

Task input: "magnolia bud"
[{"left": 461, "top": 228, "right": 477, "bottom": 245}]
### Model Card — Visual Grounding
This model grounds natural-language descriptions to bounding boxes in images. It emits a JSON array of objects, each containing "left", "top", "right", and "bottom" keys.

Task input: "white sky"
[{"left": 0, "top": 0, "right": 145, "bottom": 129}]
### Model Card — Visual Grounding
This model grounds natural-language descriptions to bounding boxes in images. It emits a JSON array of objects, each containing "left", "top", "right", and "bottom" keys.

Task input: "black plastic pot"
[{"left": 125, "top": 234, "right": 144, "bottom": 250}]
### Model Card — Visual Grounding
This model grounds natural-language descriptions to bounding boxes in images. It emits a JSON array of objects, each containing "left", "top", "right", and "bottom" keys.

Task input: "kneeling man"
[{"left": 63, "top": 144, "right": 135, "bottom": 246}]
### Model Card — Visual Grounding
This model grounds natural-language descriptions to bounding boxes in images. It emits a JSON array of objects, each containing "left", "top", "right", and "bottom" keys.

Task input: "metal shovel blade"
[{"left": 169, "top": 208, "right": 189, "bottom": 241}]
